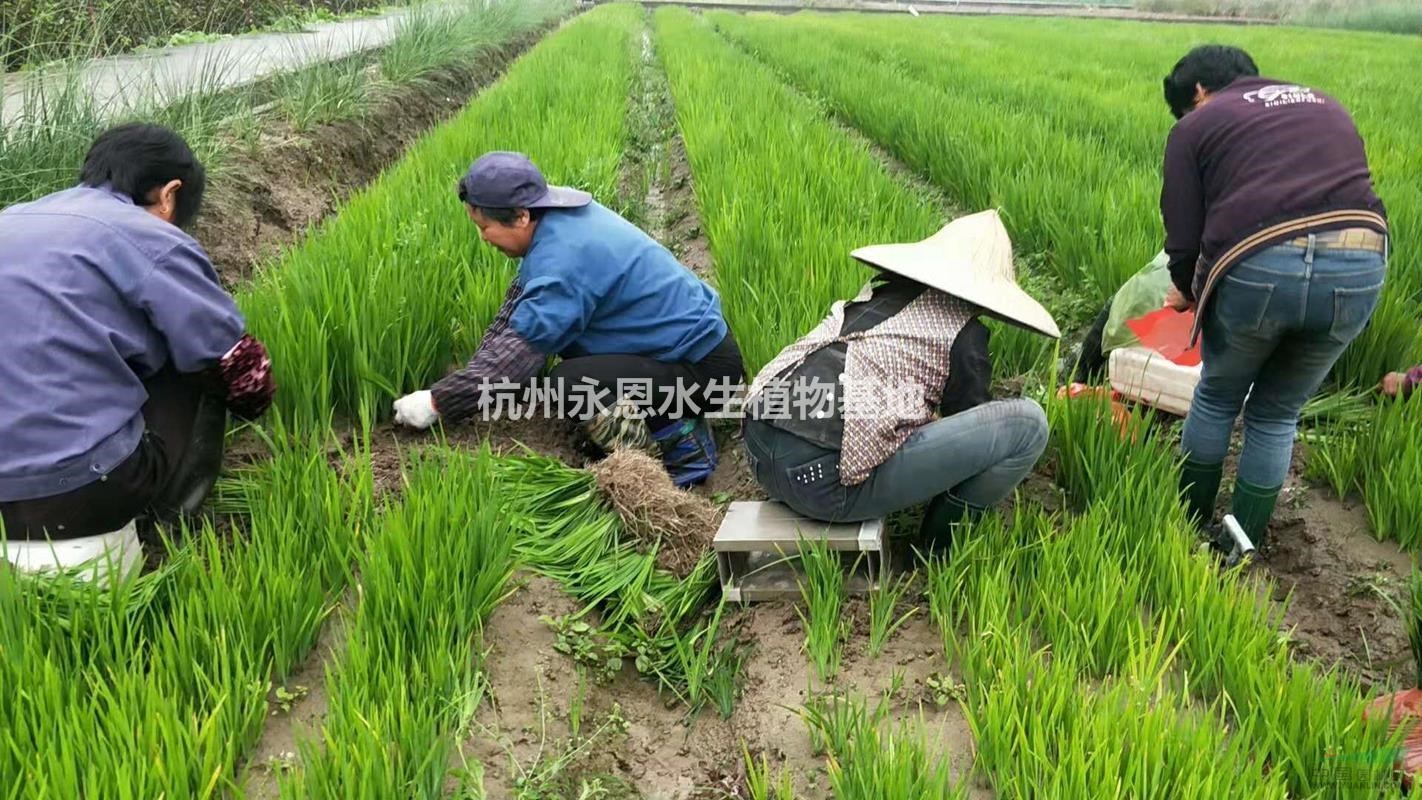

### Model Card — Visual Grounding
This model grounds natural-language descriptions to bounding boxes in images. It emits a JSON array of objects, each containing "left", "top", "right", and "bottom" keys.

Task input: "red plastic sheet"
[
  {"left": 1363, "top": 689, "right": 1422, "bottom": 789},
  {"left": 1124, "top": 308, "right": 1202, "bottom": 367}
]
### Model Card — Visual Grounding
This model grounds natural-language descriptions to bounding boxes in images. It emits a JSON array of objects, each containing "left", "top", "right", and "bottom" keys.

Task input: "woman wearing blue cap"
[{"left": 392, "top": 151, "right": 743, "bottom": 488}]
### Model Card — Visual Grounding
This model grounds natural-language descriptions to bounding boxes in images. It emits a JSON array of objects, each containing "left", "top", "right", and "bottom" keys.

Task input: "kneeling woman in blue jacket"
[{"left": 393, "top": 152, "right": 743, "bottom": 487}]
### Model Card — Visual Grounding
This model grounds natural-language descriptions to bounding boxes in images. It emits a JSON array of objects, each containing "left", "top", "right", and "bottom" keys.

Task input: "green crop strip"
[
  {"left": 922, "top": 501, "right": 1401, "bottom": 797},
  {"left": 237, "top": 3, "right": 642, "bottom": 432},
  {"left": 279, "top": 447, "right": 515, "bottom": 798},
  {"left": 712, "top": 11, "right": 1422, "bottom": 391},
  {"left": 1308, "top": 396, "right": 1422, "bottom": 549},
  {"left": 652, "top": 7, "right": 944, "bottom": 375},
  {"left": 1037, "top": 391, "right": 1405, "bottom": 797},
  {"left": 0, "top": 433, "right": 374, "bottom": 798}
]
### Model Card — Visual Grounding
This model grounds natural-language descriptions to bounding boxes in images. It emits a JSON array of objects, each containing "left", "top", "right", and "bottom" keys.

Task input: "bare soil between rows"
[
  {"left": 469, "top": 573, "right": 989, "bottom": 799},
  {"left": 1242, "top": 448, "right": 1412, "bottom": 693}
]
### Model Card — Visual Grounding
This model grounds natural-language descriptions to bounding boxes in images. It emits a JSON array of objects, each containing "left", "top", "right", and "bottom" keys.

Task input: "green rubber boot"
[
  {"left": 1178, "top": 459, "right": 1224, "bottom": 529},
  {"left": 1230, "top": 479, "right": 1281, "bottom": 551}
]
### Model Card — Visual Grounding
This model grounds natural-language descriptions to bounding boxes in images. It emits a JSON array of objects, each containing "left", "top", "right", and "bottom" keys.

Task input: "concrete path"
[{"left": 1, "top": 6, "right": 451, "bottom": 128}]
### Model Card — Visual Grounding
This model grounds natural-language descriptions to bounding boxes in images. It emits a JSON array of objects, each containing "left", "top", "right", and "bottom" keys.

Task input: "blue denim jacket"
[{"left": 0, "top": 185, "right": 245, "bottom": 501}]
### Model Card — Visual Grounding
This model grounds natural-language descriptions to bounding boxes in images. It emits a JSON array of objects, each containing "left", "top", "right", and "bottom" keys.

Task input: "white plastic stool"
[{"left": 2, "top": 520, "right": 145, "bottom": 587}]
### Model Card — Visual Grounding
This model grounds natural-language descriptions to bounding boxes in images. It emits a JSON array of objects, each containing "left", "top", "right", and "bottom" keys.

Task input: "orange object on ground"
[
  {"left": 1124, "top": 308, "right": 1203, "bottom": 367},
  {"left": 1363, "top": 689, "right": 1422, "bottom": 789},
  {"left": 1056, "top": 383, "right": 1141, "bottom": 441}
]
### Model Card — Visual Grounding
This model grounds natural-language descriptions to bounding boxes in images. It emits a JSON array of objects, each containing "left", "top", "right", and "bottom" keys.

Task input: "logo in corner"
[{"left": 1243, "top": 84, "right": 1326, "bottom": 109}]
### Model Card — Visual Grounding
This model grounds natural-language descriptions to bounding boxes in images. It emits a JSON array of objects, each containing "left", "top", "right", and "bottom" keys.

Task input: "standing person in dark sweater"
[
  {"left": 1161, "top": 46, "right": 1389, "bottom": 549},
  {"left": 391, "top": 152, "right": 743, "bottom": 487},
  {"left": 741, "top": 211, "right": 1058, "bottom": 552}
]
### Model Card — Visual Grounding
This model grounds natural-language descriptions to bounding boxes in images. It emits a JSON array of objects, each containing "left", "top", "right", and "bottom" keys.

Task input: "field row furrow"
[{"left": 278, "top": 448, "right": 515, "bottom": 798}]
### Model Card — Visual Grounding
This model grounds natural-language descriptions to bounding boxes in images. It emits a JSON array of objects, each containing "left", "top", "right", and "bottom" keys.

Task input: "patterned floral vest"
[{"left": 744, "top": 279, "right": 974, "bottom": 486}]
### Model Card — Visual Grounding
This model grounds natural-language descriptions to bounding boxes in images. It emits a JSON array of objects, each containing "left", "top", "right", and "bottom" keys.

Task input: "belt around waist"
[{"left": 1286, "top": 227, "right": 1387, "bottom": 253}]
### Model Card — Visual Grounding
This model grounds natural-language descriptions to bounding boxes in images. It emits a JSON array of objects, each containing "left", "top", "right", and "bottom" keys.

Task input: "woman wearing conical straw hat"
[{"left": 740, "top": 210, "right": 1059, "bottom": 552}]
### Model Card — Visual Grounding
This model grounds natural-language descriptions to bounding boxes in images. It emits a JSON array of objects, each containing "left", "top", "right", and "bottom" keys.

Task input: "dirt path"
[
  {"left": 1257, "top": 456, "right": 1412, "bottom": 692},
  {"left": 240, "top": 610, "right": 349, "bottom": 799},
  {"left": 467, "top": 574, "right": 988, "bottom": 798}
]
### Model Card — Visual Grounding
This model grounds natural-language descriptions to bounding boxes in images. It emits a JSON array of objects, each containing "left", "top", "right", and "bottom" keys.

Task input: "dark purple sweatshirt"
[{"left": 1161, "top": 75, "right": 1387, "bottom": 307}]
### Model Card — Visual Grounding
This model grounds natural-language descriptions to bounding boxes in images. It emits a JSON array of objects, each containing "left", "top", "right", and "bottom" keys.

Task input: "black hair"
[
  {"left": 79, "top": 123, "right": 206, "bottom": 227},
  {"left": 1162, "top": 45, "right": 1259, "bottom": 120},
  {"left": 470, "top": 204, "right": 544, "bottom": 225}
]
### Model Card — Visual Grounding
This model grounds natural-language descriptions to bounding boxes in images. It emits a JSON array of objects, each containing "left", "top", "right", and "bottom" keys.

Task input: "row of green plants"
[
  {"left": 1308, "top": 395, "right": 1422, "bottom": 549},
  {"left": 0, "top": 430, "right": 375, "bottom": 797},
  {"left": 0, "top": 0, "right": 566, "bottom": 211},
  {"left": 711, "top": 11, "right": 1421, "bottom": 391},
  {"left": 1019, "top": 389, "right": 1401, "bottom": 797},
  {"left": 237, "top": 2, "right": 636, "bottom": 433},
  {"left": 279, "top": 447, "right": 515, "bottom": 798},
  {"left": 650, "top": 7, "right": 944, "bottom": 375}
]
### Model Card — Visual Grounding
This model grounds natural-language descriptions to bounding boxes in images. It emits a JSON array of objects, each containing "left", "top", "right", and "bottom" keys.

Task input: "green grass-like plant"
[
  {"left": 794, "top": 536, "right": 849, "bottom": 683},
  {"left": 866, "top": 573, "right": 916, "bottom": 659}
]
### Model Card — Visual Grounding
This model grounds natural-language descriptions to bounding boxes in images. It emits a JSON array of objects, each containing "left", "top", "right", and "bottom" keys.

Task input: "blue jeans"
[
  {"left": 743, "top": 398, "right": 1049, "bottom": 523},
  {"left": 1182, "top": 240, "right": 1386, "bottom": 487}
]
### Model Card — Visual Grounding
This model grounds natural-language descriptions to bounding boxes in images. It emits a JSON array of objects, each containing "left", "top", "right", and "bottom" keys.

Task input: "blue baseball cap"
[{"left": 457, "top": 151, "right": 591, "bottom": 210}]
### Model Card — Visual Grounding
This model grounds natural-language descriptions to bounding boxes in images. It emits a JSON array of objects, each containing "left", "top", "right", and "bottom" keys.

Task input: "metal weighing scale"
[{"left": 713, "top": 501, "right": 887, "bottom": 602}]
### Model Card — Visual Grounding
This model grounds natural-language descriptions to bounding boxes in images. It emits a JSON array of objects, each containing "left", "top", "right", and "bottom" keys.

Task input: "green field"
[{"left": 5, "top": 3, "right": 1422, "bottom": 797}]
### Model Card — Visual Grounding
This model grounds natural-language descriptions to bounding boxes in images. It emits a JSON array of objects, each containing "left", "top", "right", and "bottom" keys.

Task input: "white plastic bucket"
[{"left": 2, "top": 520, "right": 145, "bottom": 587}]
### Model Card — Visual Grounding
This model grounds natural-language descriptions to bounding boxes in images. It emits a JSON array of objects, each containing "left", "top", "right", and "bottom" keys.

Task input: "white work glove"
[{"left": 393, "top": 390, "right": 440, "bottom": 429}]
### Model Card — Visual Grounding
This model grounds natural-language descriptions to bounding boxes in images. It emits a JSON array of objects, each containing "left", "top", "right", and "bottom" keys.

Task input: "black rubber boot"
[
  {"left": 1178, "top": 458, "right": 1224, "bottom": 529},
  {"left": 1230, "top": 479, "right": 1281, "bottom": 552},
  {"left": 918, "top": 493, "right": 980, "bottom": 555}
]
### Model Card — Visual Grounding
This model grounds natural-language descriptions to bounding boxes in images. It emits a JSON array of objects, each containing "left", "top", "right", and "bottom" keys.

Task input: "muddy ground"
[
  {"left": 204, "top": 13, "right": 1412, "bottom": 797},
  {"left": 1244, "top": 449, "right": 1412, "bottom": 693}
]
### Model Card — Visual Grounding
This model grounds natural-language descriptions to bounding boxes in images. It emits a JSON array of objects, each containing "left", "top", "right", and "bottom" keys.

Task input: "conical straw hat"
[{"left": 850, "top": 210, "right": 1061, "bottom": 339}]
